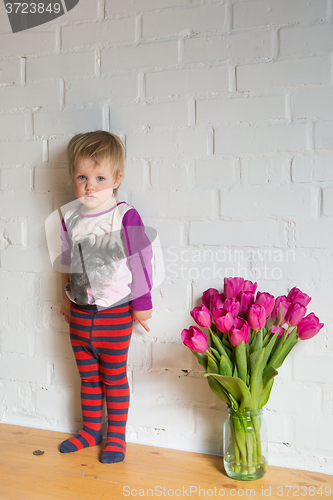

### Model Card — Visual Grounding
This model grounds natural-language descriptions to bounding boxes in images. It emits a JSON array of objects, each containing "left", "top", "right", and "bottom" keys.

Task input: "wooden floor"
[{"left": 0, "top": 424, "right": 332, "bottom": 500}]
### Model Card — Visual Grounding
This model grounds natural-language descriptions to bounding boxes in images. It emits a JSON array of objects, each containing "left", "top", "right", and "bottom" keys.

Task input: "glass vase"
[{"left": 223, "top": 408, "right": 268, "bottom": 481}]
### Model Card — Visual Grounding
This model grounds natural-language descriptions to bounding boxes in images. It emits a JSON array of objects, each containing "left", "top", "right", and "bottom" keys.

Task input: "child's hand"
[
  {"left": 60, "top": 296, "right": 71, "bottom": 324},
  {"left": 132, "top": 309, "right": 153, "bottom": 332}
]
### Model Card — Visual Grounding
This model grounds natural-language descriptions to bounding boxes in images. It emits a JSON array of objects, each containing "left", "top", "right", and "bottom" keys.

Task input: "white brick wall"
[{"left": 0, "top": 0, "right": 332, "bottom": 475}]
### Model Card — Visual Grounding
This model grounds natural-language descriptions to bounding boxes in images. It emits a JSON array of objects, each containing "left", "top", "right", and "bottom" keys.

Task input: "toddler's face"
[{"left": 72, "top": 157, "right": 122, "bottom": 213}]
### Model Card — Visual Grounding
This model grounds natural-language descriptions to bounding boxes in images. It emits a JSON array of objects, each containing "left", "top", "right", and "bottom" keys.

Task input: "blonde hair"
[{"left": 67, "top": 130, "right": 125, "bottom": 193}]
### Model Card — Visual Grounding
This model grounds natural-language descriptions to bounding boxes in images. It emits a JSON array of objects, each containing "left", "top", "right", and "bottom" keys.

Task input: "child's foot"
[
  {"left": 100, "top": 439, "right": 126, "bottom": 463},
  {"left": 60, "top": 428, "right": 103, "bottom": 453}
]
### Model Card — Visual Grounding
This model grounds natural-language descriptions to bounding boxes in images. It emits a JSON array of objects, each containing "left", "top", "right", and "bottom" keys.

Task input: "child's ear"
[{"left": 114, "top": 172, "right": 123, "bottom": 189}]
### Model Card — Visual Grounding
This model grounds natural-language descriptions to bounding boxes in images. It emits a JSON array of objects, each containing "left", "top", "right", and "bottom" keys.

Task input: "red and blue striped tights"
[{"left": 59, "top": 301, "right": 133, "bottom": 463}]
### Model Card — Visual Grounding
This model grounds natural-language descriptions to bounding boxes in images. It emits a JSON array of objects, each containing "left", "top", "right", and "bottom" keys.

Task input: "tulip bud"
[
  {"left": 271, "top": 295, "right": 291, "bottom": 324},
  {"left": 238, "top": 291, "right": 255, "bottom": 318},
  {"left": 190, "top": 304, "right": 212, "bottom": 328},
  {"left": 229, "top": 317, "right": 250, "bottom": 347},
  {"left": 202, "top": 288, "right": 219, "bottom": 311},
  {"left": 224, "top": 298, "right": 240, "bottom": 318},
  {"left": 247, "top": 304, "right": 266, "bottom": 330},
  {"left": 243, "top": 280, "right": 257, "bottom": 293},
  {"left": 181, "top": 326, "right": 208, "bottom": 353},
  {"left": 214, "top": 308, "right": 235, "bottom": 333},
  {"left": 285, "top": 302, "right": 307, "bottom": 327},
  {"left": 271, "top": 326, "right": 287, "bottom": 338},
  {"left": 224, "top": 277, "right": 244, "bottom": 299},
  {"left": 297, "top": 312, "right": 324, "bottom": 340},
  {"left": 288, "top": 287, "right": 311, "bottom": 307},
  {"left": 255, "top": 291, "right": 275, "bottom": 318}
]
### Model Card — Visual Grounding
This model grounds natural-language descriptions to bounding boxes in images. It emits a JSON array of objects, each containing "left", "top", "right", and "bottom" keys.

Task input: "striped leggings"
[{"left": 63, "top": 301, "right": 133, "bottom": 462}]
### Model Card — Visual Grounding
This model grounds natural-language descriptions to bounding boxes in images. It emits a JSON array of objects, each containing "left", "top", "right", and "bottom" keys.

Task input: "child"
[{"left": 59, "top": 130, "right": 153, "bottom": 463}]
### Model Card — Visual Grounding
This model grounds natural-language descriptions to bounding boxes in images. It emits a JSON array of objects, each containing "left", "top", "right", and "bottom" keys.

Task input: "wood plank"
[{"left": 0, "top": 424, "right": 332, "bottom": 500}]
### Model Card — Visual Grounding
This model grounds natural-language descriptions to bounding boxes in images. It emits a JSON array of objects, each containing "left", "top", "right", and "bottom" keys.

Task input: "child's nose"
[{"left": 85, "top": 179, "right": 95, "bottom": 190}]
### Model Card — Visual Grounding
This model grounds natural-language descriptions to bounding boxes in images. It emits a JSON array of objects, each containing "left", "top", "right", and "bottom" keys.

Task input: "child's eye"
[
  {"left": 78, "top": 175, "right": 86, "bottom": 180},
  {"left": 97, "top": 176, "right": 105, "bottom": 181}
]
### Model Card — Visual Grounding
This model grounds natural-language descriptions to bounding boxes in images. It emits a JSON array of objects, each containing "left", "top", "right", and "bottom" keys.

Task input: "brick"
[
  {"left": 314, "top": 121, "right": 333, "bottom": 149},
  {"left": 105, "top": 0, "right": 186, "bottom": 16},
  {"left": 143, "top": 218, "right": 183, "bottom": 247},
  {"left": 34, "top": 108, "right": 103, "bottom": 136},
  {"left": 62, "top": 18, "right": 135, "bottom": 49},
  {"left": 266, "top": 383, "right": 319, "bottom": 416},
  {"left": 293, "top": 355, "right": 333, "bottom": 384},
  {"left": 323, "top": 188, "right": 333, "bottom": 215},
  {"left": 237, "top": 57, "right": 331, "bottom": 91},
  {"left": 0, "top": 272, "right": 35, "bottom": 301},
  {"left": 0, "top": 82, "right": 60, "bottom": 110},
  {"left": 119, "top": 159, "right": 145, "bottom": 191},
  {"left": 133, "top": 372, "right": 213, "bottom": 404},
  {"left": 0, "top": 381, "right": 32, "bottom": 414},
  {"left": 110, "top": 101, "right": 188, "bottom": 132},
  {"left": 0, "top": 356, "right": 49, "bottom": 384},
  {"left": 34, "top": 166, "right": 71, "bottom": 191},
  {"left": 197, "top": 95, "right": 285, "bottom": 123},
  {"left": 66, "top": 74, "right": 138, "bottom": 104},
  {"left": 151, "top": 159, "right": 188, "bottom": 190},
  {"left": 292, "top": 153, "right": 333, "bottom": 183},
  {"left": 0, "top": 221, "right": 22, "bottom": 246},
  {"left": 127, "top": 341, "right": 151, "bottom": 368},
  {"left": 152, "top": 342, "right": 190, "bottom": 370},
  {"left": 184, "top": 31, "right": 271, "bottom": 63},
  {"left": 1, "top": 328, "right": 31, "bottom": 355},
  {"left": 1, "top": 166, "right": 32, "bottom": 190},
  {"left": 101, "top": 41, "right": 177, "bottom": 73},
  {"left": 0, "top": 113, "right": 26, "bottom": 139},
  {"left": 132, "top": 189, "right": 214, "bottom": 217},
  {"left": 299, "top": 220, "right": 333, "bottom": 248},
  {"left": 292, "top": 86, "right": 333, "bottom": 120},
  {"left": 233, "top": 0, "right": 327, "bottom": 29},
  {"left": 189, "top": 220, "right": 282, "bottom": 247},
  {"left": 195, "top": 159, "right": 233, "bottom": 188},
  {"left": 220, "top": 187, "right": 311, "bottom": 217},
  {"left": 48, "top": 137, "right": 70, "bottom": 162},
  {"left": 0, "top": 140, "right": 43, "bottom": 165},
  {"left": 1, "top": 247, "right": 51, "bottom": 272},
  {"left": 128, "top": 399, "right": 195, "bottom": 435},
  {"left": 0, "top": 29, "right": 56, "bottom": 57},
  {"left": 148, "top": 311, "right": 191, "bottom": 341},
  {"left": 26, "top": 52, "right": 95, "bottom": 81},
  {"left": 146, "top": 66, "right": 229, "bottom": 97},
  {"left": 241, "top": 157, "right": 287, "bottom": 185},
  {"left": 0, "top": 59, "right": 20, "bottom": 84},
  {"left": 127, "top": 129, "right": 208, "bottom": 158},
  {"left": 36, "top": 386, "right": 80, "bottom": 418},
  {"left": 52, "top": 356, "right": 81, "bottom": 386},
  {"left": 153, "top": 280, "right": 189, "bottom": 310},
  {"left": 295, "top": 419, "right": 333, "bottom": 454},
  {"left": 0, "top": 192, "right": 52, "bottom": 217},
  {"left": 280, "top": 24, "right": 333, "bottom": 56},
  {"left": 143, "top": 4, "right": 226, "bottom": 39},
  {"left": 215, "top": 123, "right": 307, "bottom": 154},
  {"left": 62, "top": 0, "right": 98, "bottom": 22}
]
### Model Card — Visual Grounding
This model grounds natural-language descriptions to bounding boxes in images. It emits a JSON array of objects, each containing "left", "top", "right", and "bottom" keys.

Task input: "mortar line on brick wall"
[
  {"left": 42, "top": 140, "right": 49, "bottom": 163},
  {"left": 327, "top": 0, "right": 333, "bottom": 23},
  {"left": 228, "top": 63, "right": 236, "bottom": 92},
  {"left": 94, "top": 47, "right": 101, "bottom": 77},
  {"left": 311, "top": 186, "right": 323, "bottom": 219},
  {"left": 306, "top": 121, "right": 315, "bottom": 153},
  {"left": 55, "top": 25, "right": 61, "bottom": 55},
  {"left": 138, "top": 71, "right": 146, "bottom": 102},
  {"left": 178, "top": 38, "right": 184, "bottom": 67},
  {"left": 285, "top": 93, "right": 292, "bottom": 123},
  {"left": 102, "top": 103, "right": 110, "bottom": 131},
  {"left": 188, "top": 98, "right": 196, "bottom": 127},
  {"left": 59, "top": 78, "right": 65, "bottom": 110},
  {"left": 224, "top": 0, "right": 233, "bottom": 34},
  {"left": 24, "top": 109, "right": 33, "bottom": 139},
  {"left": 20, "top": 57, "right": 26, "bottom": 86},
  {"left": 135, "top": 13, "right": 143, "bottom": 44},
  {"left": 97, "top": 0, "right": 105, "bottom": 22},
  {"left": 272, "top": 28, "right": 279, "bottom": 61}
]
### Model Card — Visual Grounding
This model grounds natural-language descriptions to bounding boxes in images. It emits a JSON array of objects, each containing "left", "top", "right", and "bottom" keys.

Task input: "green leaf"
[
  {"left": 219, "top": 355, "right": 232, "bottom": 377},
  {"left": 207, "top": 376, "right": 232, "bottom": 406},
  {"left": 191, "top": 350, "right": 208, "bottom": 371},
  {"left": 235, "top": 341, "right": 247, "bottom": 384},
  {"left": 253, "top": 328, "right": 263, "bottom": 352},
  {"left": 210, "top": 347, "right": 221, "bottom": 361},
  {"left": 207, "top": 356, "right": 219, "bottom": 374},
  {"left": 249, "top": 348, "right": 265, "bottom": 408},
  {"left": 262, "top": 366, "right": 278, "bottom": 388},
  {"left": 205, "top": 374, "right": 252, "bottom": 410},
  {"left": 210, "top": 332, "right": 232, "bottom": 370}
]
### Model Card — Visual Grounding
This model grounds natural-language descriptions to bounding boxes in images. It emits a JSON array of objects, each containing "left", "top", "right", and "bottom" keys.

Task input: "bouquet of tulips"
[{"left": 181, "top": 277, "right": 324, "bottom": 476}]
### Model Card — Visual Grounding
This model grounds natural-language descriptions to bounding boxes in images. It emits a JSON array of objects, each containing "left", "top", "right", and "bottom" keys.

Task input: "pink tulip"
[
  {"left": 247, "top": 304, "right": 266, "bottom": 330},
  {"left": 238, "top": 291, "right": 255, "bottom": 318},
  {"left": 210, "top": 292, "right": 225, "bottom": 313},
  {"left": 224, "top": 277, "right": 244, "bottom": 299},
  {"left": 202, "top": 288, "right": 219, "bottom": 310},
  {"left": 229, "top": 318, "right": 250, "bottom": 347},
  {"left": 255, "top": 291, "right": 275, "bottom": 318},
  {"left": 288, "top": 287, "right": 311, "bottom": 307},
  {"left": 297, "top": 313, "right": 324, "bottom": 340},
  {"left": 271, "top": 295, "right": 292, "bottom": 324},
  {"left": 181, "top": 326, "right": 208, "bottom": 353},
  {"left": 190, "top": 304, "right": 212, "bottom": 328},
  {"left": 214, "top": 308, "right": 235, "bottom": 333},
  {"left": 243, "top": 280, "right": 257, "bottom": 293},
  {"left": 285, "top": 302, "right": 307, "bottom": 327},
  {"left": 271, "top": 326, "right": 287, "bottom": 338},
  {"left": 224, "top": 298, "right": 240, "bottom": 318}
]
